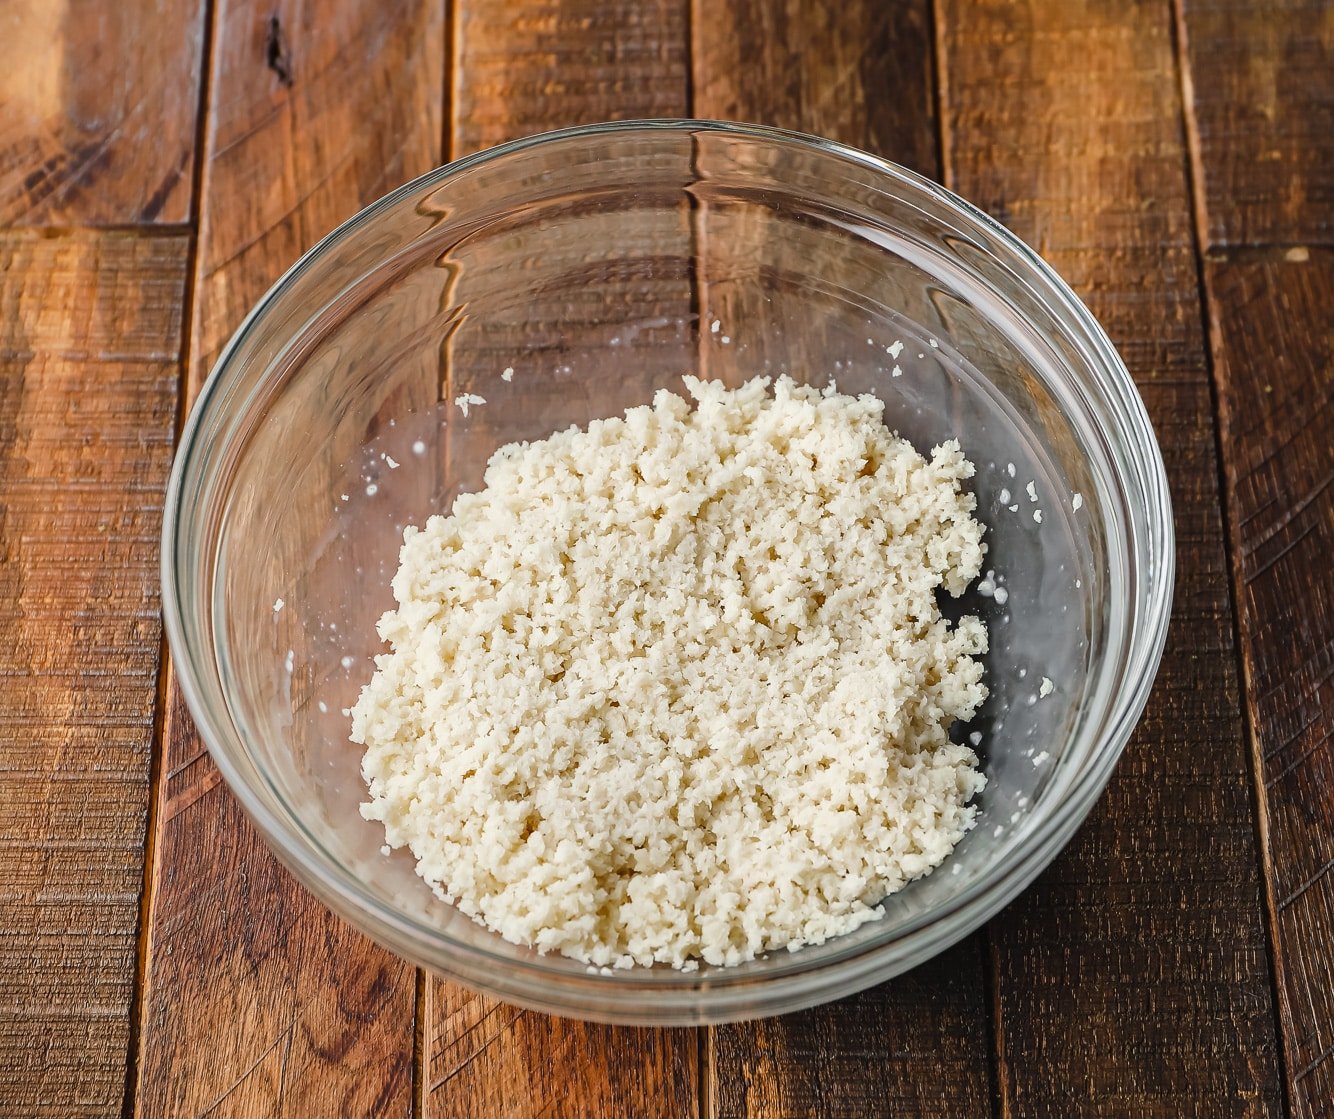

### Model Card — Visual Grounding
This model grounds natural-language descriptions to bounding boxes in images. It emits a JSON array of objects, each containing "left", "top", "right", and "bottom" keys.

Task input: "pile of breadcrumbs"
[{"left": 352, "top": 375, "right": 987, "bottom": 969}]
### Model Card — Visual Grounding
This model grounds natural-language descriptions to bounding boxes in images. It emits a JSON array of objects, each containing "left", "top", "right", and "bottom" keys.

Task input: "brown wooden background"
[{"left": 1, "top": 0, "right": 1330, "bottom": 1116}]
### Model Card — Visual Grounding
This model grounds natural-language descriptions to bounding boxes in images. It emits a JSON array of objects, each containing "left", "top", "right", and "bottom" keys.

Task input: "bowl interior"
[{"left": 180, "top": 124, "right": 1157, "bottom": 1018}]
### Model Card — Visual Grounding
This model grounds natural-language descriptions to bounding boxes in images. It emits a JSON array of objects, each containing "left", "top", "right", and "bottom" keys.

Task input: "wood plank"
[
  {"left": 712, "top": 949, "right": 993, "bottom": 1119},
  {"left": 939, "top": 1, "right": 1285, "bottom": 1112},
  {"left": 692, "top": 4, "right": 992, "bottom": 1117},
  {"left": 1181, "top": 11, "right": 1334, "bottom": 1106},
  {"left": 454, "top": 0, "right": 689, "bottom": 155},
  {"left": 428, "top": 985, "right": 698, "bottom": 1119},
  {"left": 423, "top": 5, "right": 699, "bottom": 1118},
  {"left": 134, "top": 1, "right": 445, "bottom": 1114},
  {"left": 0, "top": 231, "right": 186, "bottom": 1117},
  {"left": 0, "top": 0, "right": 206, "bottom": 226},
  {"left": 691, "top": 0, "right": 939, "bottom": 177},
  {"left": 1176, "top": 0, "right": 1333, "bottom": 249},
  {"left": 1204, "top": 249, "right": 1334, "bottom": 1117}
]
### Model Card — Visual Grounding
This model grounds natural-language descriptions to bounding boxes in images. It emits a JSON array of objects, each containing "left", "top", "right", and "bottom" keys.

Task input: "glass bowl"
[{"left": 162, "top": 120, "right": 1173, "bottom": 1025}]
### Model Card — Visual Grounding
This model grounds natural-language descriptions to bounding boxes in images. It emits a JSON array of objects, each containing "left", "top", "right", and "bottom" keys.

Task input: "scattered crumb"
[
  {"left": 968, "top": 731, "right": 983, "bottom": 746},
  {"left": 929, "top": 339, "right": 939, "bottom": 348},
  {"left": 455, "top": 392, "right": 487, "bottom": 417},
  {"left": 1033, "top": 509, "right": 1043, "bottom": 524},
  {"left": 340, "top": 493, "right": 350, "bottom": 502},
  {"left": 720, "top": 335, "right": 731, "bottom": 345},
  {"left": 891, "top": 365, "right": 903, "bottom": 377},
  {"left": 385, "top": 455, "right": 400, "bottom": 469},
  {"left": 712, "top": 320, "right": 722, "bottom": 334},
  {"left": 888, "top": 339, "right": 904, "bottom": 358},
  {"left": 283, "top": 649, "right": 294, "bottom": 673},
  {"left": 318, "top": 700, "right": 328, "bottom": 713},
  {"left": 1032, "top": 751, "right": 1050, "bottom": 767},
  {"left": 1071, "top": 493, "right": 1083, "bottom": 511},
  {"left": 502, "top": 366, "right": 514, "bottom": 382},
  {"left": 993, "top": 586, "right": 1008, "bottom": 605},
  {"left": 1007, "top": 462, "right": 1016, "bottom": 477},
  {"left": 1026, "top": 481, "right": 1038, "bottom": 502},
  {"left": 1008, "top": 504, "right": 1019, "bottom": 513},
  {"left": 1039, "top": 677, "right": 1054, "bottom": 697},
  {"left": 999, "top": 487, "right": 1011, "bottom": 504},
  {"left": 272, "top": 597, "right": 284, "bottom": 613}
]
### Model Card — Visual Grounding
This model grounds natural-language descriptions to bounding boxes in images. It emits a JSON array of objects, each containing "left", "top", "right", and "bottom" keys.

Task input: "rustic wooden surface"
[{"left": 0, "top": 1, "right": 1329, "bottom": 1116}]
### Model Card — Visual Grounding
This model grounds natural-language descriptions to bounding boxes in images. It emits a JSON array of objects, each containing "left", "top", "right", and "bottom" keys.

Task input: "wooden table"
[{"left": 2, "top": 1, "right": 1330, "bottom": 1115}]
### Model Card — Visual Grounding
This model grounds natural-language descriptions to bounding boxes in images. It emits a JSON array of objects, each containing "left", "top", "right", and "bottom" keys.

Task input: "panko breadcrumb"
[{"left": 352, "top": 375, "right": 988, "bottom": 969}]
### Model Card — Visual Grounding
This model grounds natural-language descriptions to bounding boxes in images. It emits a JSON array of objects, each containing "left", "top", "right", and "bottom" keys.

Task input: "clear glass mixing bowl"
[{"left": 162, "top": 120, "right": 1173, "bottom": 1024}]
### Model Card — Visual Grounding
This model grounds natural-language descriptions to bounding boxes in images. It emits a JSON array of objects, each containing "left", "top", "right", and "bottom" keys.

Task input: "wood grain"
[
  {"left": 428, "top": 984, "right": 698, "bottom": 1119},
  {"left": 134, "top": 1, "right": 444, "bottom": 1115},
  {"left": 1181, "top": 9, "right": 1334, "bottom": 1108},
  {"left": 0, "top": 231, "right": 186, "bottom": 1117},
  {"left": 423, "top": 5, "right": 699, "bottom": 1118},
  {"left": 691, "top": 0, "right": 939, "bottom": 177},
  {"left": 712, "top": 950, "right": 993, "bottom": 1119},
  {"left": 1177, "top": 0, "right": 1333, "bottom": 249},
  {"left": 692, "top": 4, "right": 992, "bottom": 1116},
  {"left": 940, "top": 0, "right": 1284, "bottom": 1112},
  {"left": 0, "top": 0, "right": 206, "bottom": 226},
  {"left": 1205, "top": 249, "right": 1334, "bottom": 1117},
  {"left": 453, "top": 0, "right": 689, "bottom": 157}
]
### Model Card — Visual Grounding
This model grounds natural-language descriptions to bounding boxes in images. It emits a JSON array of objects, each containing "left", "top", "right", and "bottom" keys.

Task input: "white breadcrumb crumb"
[
  {"left": 1033, "top": 509, "right": 1043, "bottom": 524},
  {"left": 455, "top": 393, "right": 487, "bottom": 416},
  {"left": 353, "top": 375, "right": 988, "bottom": 971},
  {"left": 891, "top": 365, "right": 903, "bottom": 377},
  {"left": 888, "top": 340, "right": 904, "bottom": 358},
  {"left": 273, "top": 597, "right": 284, "bottom": 613},
  {"left": 386, "top": 456, "right": 400, "bottom": 469},
  {"left": 502, "top": 367, "right": 514, "bottom": 382},
  {"left": 1026, "top": 481, "right": 1038, "bottom": 502},
  {"left": 1032, "top": 751, "right": 1051, "bottom": 767},
  {"left": 1072, "top": 493, "right": 1083, "bottom": 511},
  {"left": 711, "top": 319, "right": 721, "bottom": 334},
  {"left": 1039, "top": 677, "right": 1054, "bottom": 697}
]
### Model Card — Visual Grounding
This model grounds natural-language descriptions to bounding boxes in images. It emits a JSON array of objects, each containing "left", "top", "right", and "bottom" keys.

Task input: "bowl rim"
[{"left": 162, "top": 117, "right": 1175, "bottom": 1018}]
